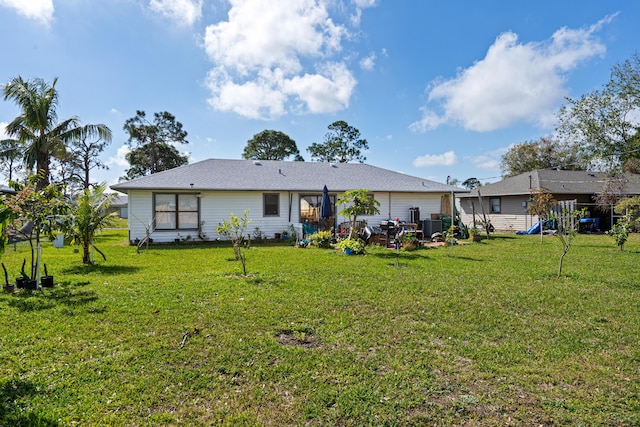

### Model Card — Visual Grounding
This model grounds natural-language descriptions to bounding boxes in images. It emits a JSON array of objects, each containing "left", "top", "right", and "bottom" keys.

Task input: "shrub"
[
  {"left": 309, "top": 230, "right": 333, "bottom": 248},
  {"left": 336, "top": 238, "right": 366, "bottom": 254},
  {"left": 400, "top": 233, "right": 418, "bottom": 251}
]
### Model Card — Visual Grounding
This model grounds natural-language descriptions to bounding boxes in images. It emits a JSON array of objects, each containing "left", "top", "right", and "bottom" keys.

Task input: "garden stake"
[{"left": 1, "top": 263, "right": 8, "bottom": 286}]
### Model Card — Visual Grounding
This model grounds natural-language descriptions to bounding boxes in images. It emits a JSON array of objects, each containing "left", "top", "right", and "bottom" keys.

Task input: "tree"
[
  {"left": 446, "top": 176, "right": 459, "bottom": 186},
  {"left": 242, "top": 130, "right": 302, "bottom": 161},
  {"left": 67, "top": 183, "right": 117, "bottom": 264},
  {"left": 307, "top": 120, "right": 368, "bottom": 163},
  {"left": 500, "top": 137, "right": 582, "bottom": 177},
  {"left": 123, "top": 143, "right": 188, "bottom": 180},
  {"left": 461, "top": 177, "right": 480, "bottom": 190},
  {"left": 337, "top": 189, "right": 380, "bottom": 239},
  {"left": 552, "top": 208, "right": 584, "bottom": 278},
  {"left": 527, "top": 188, "right": 557, "bottom": 218},
  {"left": 527, "top": 188, "right": 557, "bottom": 242},
  {"left": 216, "top": 210, "right": 251, "bottom": 275},
  {"left": 123, "top": 110, "right": 188, "bottom": 178},
  {"left": 593, "top": 174, "right": 627, "bottom": 212},
  {"left": 0, "top": 204, "right": 14, "bottom": 259},
  {"left": 4, "top": 176, "right": 69, "bottom": 280},
  {"left": 557, "top": 53, "right": 640, "bottom": 172},
  {"left": 3, "top": 76, "right": 111, "bottom": 189},
  {"left": 57, "top": 124, "right": 112, "bottom": 192},
  {"left": 0, "top": 138, "right": 24, "bottom": 182},
  {"left": 606, "top": 196, "right": 640, "bottom": 251}
]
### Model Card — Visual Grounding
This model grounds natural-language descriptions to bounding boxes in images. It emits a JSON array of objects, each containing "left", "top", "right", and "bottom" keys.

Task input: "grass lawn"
[{"left": 0, "top": 230, "right": 639, "bottom": 426}]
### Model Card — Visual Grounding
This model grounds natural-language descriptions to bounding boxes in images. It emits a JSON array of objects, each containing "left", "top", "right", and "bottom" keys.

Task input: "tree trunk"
[
  {"left": 83, "top": 241, "right": 91, "bottom": 264},
  {"left": 557, "top": 246, "right": 570, "bottom": 278},
  {"left": 35, "top": 154, "right": 51, "bottom": 190}
]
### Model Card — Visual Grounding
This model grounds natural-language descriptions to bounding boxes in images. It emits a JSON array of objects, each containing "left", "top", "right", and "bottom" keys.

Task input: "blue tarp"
[{"left": 516, "top": 218, "right": 558, "bottom": 235}]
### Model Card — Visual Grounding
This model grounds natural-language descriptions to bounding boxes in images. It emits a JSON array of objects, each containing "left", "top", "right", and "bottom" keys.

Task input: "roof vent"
[{"left": 253, "top": 160, "right": 262, "bottom": 166}]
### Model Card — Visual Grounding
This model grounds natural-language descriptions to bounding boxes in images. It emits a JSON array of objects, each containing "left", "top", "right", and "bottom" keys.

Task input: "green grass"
[{"left": 1, "top": 232, "right": 639, "bottom": 426}]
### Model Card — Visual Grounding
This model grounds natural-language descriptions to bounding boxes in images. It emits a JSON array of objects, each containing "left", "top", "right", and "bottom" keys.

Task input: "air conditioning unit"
[{"left": 422, "top": 219, "right": 442, "bottom": 236}]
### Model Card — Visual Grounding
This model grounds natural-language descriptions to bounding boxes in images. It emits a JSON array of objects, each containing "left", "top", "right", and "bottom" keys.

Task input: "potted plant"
[
  {"left": 336, "top": 238, "right": 365, "bottom": 255},
  {"left": 469, "top": 226, "right": 482, "bottom": 242},
  {"left": 1, "top": 263, "right": 14, "bottom": 293},
  {"left": 400, "top": 233, "right": 418, "bottom": 251},
  {"left": 41, "top": 264, "right": 54, "bottom": 288}
]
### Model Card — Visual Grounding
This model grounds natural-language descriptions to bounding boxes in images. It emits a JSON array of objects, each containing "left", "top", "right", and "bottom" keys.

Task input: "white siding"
[
  {"left": 127, "top": 190, "right": 153, "bottom": 242},
  {"left": 126, "top": 190, "right": 452, "bottom": 243},
  {"left": 388, "top": 192, "right": 441, "bottom": 223},
  {"left": 201, "top": 191, "right": 297, "bottom": 240}
]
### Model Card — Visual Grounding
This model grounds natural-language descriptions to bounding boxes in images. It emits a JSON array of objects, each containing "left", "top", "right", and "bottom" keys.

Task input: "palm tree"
[
  {"left": 3, "top": 76, "right": 111, "bottom": 189},
  {"left": 68, "top": 183, "right": 117, "bottom": 264}
]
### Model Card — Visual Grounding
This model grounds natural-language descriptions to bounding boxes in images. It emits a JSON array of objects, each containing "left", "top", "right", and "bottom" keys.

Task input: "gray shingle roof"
[
  {"left": 110, "top": 158, "right": 461, "bottom": 193},
  {"left": 460, "top": 170, "right": 640, "bottom": 197}
]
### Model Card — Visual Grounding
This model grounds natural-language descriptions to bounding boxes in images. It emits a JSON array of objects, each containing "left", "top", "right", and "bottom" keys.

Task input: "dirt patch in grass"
[{"left": 276, "top": 330, "right": 322, "bottom": 349}]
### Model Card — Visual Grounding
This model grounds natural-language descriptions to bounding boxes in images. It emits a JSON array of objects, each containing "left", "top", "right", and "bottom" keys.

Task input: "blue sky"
[{"left": 1, "top": 0, "right": 638, "bottom": 187}]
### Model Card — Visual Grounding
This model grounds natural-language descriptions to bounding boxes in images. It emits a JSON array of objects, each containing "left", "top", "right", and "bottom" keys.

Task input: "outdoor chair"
[{"left": 302, "top": 222, "right": 318, "bottom": 238}]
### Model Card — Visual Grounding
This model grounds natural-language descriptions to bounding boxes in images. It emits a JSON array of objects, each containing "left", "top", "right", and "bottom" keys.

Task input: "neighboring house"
[
  {"left": 0, "top": 184, "right": 16, "bottom": 195},
  {"left": 110, "top": 158, "right": 462, "bottom": 244},
  {"left": 109, "top": 194, "right": 128, "bottom": 219},
  {"left": 458, "top": 170, "right": 640, "bottom": 232}
]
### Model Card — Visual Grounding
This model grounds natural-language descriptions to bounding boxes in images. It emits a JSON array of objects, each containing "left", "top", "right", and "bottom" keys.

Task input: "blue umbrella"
[{"left": 320, "top": 185, "right": 333, "bottom": 219}]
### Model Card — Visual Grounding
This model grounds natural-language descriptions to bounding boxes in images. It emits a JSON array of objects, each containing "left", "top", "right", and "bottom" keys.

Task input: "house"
[
  {"left": 110, "top": 158, "right": 462, "bottom": 244},
  {"left": 0, "top": 184, "right": 16, "bottom": 195},
  {"left": 458, "top": 170, "right": 640, "bottom": 232},
  {"left": 109, "top": 193, "right": 128, "bottom": 219}
]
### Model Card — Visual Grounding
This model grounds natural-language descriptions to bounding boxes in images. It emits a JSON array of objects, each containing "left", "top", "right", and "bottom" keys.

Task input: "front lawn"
[{"left": 0, "top": 232, "right": 638, "bottom": 425}]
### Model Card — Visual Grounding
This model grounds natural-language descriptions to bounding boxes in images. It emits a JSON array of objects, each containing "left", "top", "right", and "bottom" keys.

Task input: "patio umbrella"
[{"left": 320, "top": 185, "right": 333, "bottom": 219}]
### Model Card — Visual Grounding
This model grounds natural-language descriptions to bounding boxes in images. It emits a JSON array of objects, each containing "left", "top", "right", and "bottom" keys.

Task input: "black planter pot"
[
  {"left": 15, "top": 277, "right": 25, "bottom": 289},
  {"left": 41, "top": 276, "right": 54, "bottom": 288},
  {"left": 23, "top": 279, "right": 38, "bottom": 291},
  {"left": 2, "top": 283, "right": 15, "bottom": 293}
]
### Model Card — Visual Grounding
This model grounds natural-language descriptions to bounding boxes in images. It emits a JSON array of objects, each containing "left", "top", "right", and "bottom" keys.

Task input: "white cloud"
[
  {"left": 353, "top": 0, "right": 377, "bottom": 8},
  {"left": 106, "top": 145, "right": 131, "bottom": 168},
  {"left": 149, "top": 0, "right": 202, "bottom": 26},
  {"left": 0, "top": 0, "right": 53, "bottom": 25},
  {"left": 410, "top": 15, "right": 615, "bottom": 133},
  {"left": 359, "top": 52, "right": 376, "bottom": 70},
  {"left": 471, "top": 155, "right": 500, "bottom": 170},
  {"left": 284, "top": 62, "right": 356, "bottom": 113},
  {"left": 349, "top": 0, "right": 376, "bottom": 26},
  {"left": 203, "top": 0, "right": 366, "bottom": 119},
  {"left": 0, "top": 122, "right": 10, "bottom": 140},
  {"left": 412, "top": 150, "right": 458, "bottom": 168},
  {"left": 468, "top": 146, "right": 508, "bottom": 170}
]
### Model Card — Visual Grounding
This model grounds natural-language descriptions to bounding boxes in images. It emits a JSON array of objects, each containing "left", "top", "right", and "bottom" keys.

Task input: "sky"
[{"left": 0, "top": 0, "right": 639, "bottom": 188}]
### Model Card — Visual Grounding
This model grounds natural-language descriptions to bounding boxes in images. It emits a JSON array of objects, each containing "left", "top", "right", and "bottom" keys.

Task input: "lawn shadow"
[
  {"left": 60, "top": 264, "right": 140, "bottom": 276},
  {"left": 0, "top": 379, "right": 59, "bottom": 426},
  {"left": 138, "top": 241, "right": 228, "bottom": 251},
  {"left": 369, "top": 248, "right": 430, "bottom": 262},
  {"left": 444, "top": 255, "right": 484, "bottom": 262},
  {"left": 486, "top": 234, "right": 518, "bottom": 240},
  {"left": 4, "top": 281, "right": 99, "bottom": 313}
]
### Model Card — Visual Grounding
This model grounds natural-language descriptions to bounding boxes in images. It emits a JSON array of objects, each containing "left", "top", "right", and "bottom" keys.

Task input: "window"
[
  {"left": 490, "top": 197, "right": 501, "bottom": 213},
  {"left": 300, "top": 194, "right": 336, "bottom": 224},
  {"left": 154, "top": 193, "right": 199, "bottom": 230},
  {"left": 263, "top": 193, "right": 279, "bottom": 216}
]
